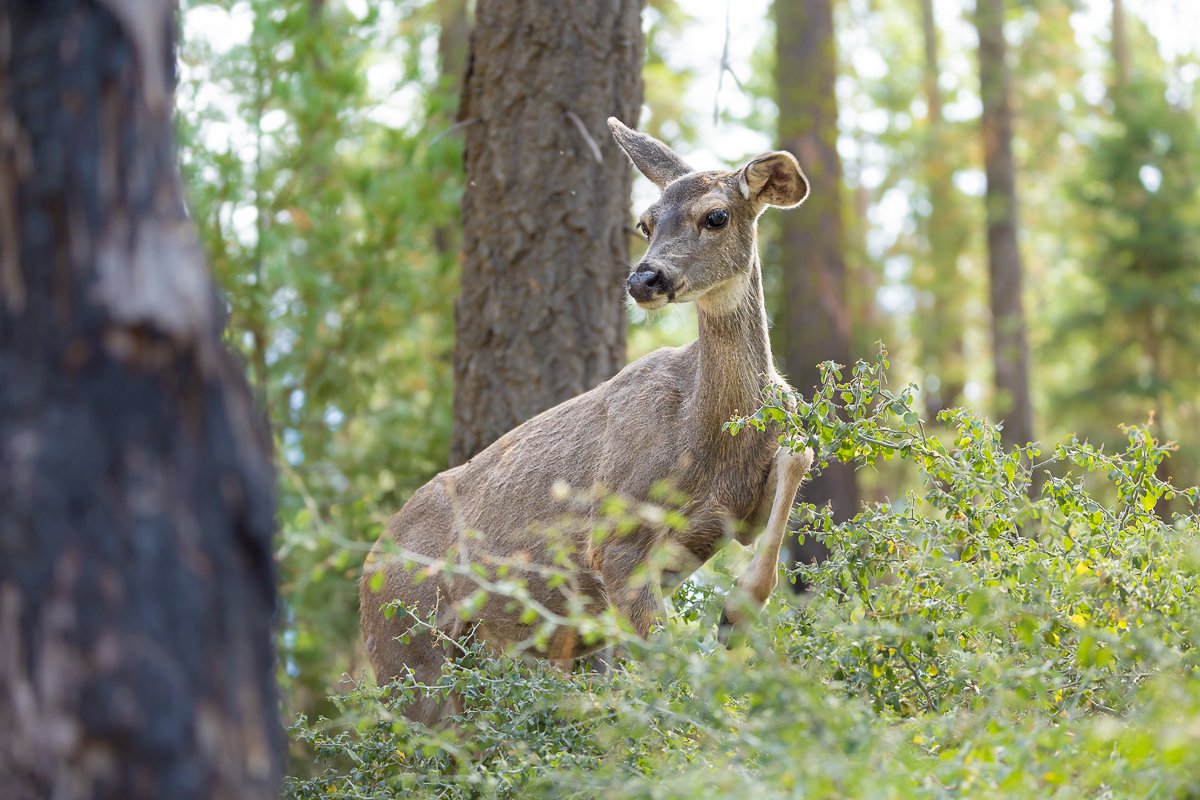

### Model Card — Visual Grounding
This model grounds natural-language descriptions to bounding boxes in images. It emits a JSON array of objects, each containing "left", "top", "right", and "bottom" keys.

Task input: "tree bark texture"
[
  {"left": 775, "top": 0, "right": 859, "bottom": 569},
  {"left": 450, "top": 0, "right": 644, "bottom": 466},
  {"left": 975, "top": 0, "right": 1035, "bottom": 449},
  {"left": 0, "top": 3, "right": 281, "bottom": 798}
]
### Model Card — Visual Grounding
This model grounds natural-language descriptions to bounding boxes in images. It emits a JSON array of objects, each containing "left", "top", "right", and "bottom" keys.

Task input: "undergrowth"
[{"left": 287, "top": 349, "right": 1200, "bottom": 799}]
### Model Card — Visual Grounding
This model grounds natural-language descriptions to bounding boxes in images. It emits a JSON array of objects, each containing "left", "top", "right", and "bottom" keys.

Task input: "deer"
[{"left": 360, "top": 118, "right": 814, "bottom": 725}]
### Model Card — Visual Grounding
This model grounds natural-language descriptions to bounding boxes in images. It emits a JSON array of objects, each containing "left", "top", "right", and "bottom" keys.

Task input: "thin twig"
[
  {"left": 712, "top": 0, "right": 747, "bottom": 124},
  {"left": 713, "top": 0, "right": 731, "bottom": 124},
  {"left": 895, "top": 646, "right": 939, "bottom": 713},
  {"left": 564, "top": 110, "right": 603, "bottom": 163},
  {"left": 429, "top": 116, "right": 481, "bottom": 145}
]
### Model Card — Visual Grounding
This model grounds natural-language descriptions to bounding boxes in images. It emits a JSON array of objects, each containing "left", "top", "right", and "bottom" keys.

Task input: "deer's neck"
[{"left": 691, "top": 255, "right": 775, "bottom": 441}]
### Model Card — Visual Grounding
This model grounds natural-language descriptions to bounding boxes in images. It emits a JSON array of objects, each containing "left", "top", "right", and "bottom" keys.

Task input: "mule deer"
[{"left": 361, "top": 118, "right": 813, "bottom": 724}]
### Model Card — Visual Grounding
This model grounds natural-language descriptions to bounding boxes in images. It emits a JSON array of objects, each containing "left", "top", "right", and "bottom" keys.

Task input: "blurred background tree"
[
  {"left": 976, "top": 0, "right": 1035, "bottom": 452},
  {"left": 774, "top": 0, "right": 860, "bottom": 577},
  {"left": 176, "top": 0, "right": 1200, "bottom": 743}
]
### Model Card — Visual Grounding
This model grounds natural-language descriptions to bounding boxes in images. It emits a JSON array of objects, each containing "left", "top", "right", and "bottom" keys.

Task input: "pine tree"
[
  {"left": 974, "top": 0, "right": 1035, "bottom": 451},
  {"left": 450, "top": 0, "right": 645, "bottom": 465},
  {"left": 774, "top": 0, "right": 859, "bottom": 570},
  {"left": 1056, "top": 20, "right": 1200, "bottom": 488}
]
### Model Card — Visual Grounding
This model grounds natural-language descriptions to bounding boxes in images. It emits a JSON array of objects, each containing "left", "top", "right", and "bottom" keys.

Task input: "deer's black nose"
[{"left": 628, "top": 268, "right": 663, "bottom": 292}]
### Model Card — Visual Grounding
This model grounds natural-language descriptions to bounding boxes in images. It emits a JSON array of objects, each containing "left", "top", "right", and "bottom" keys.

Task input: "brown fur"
[{"left": 360, "top": 119, "right": 813, "bottom": 724}]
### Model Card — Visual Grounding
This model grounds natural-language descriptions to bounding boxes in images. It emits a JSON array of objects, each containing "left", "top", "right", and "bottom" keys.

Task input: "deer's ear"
[
  {"left": 739, "top": 151, "right": 809, "bottom": 209},
  {"left": 607, "top": 117, "right": 693, "bottom": 189}
]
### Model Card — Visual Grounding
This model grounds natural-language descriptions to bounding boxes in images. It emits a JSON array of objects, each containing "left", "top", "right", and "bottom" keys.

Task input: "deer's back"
[{"left": 383, "top": 342, "right": 778, "bottom": 573}]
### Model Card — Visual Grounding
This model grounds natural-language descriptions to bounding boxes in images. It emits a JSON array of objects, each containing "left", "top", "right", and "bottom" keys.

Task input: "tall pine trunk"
[
  {"left": 437, "top": 0, "right": 470, "bottom": 100},
  {"left": 450, "top": 0, "right": 644, "bottom": 465},
  {"left": 0, "top": 3, "right": 280, "bottom": 797},
  {"left": 1106, "top": 0, "right": 1171, "bottom": 511},
  {"left": 975, "top": 0, "right": 1034, "bottom": 450},
  {"left": 1111, "top": 0, "right": 1130, "bottom": 92},
  {"left": 775, "top": 0, "right": 859, "bottom": 572},
  {"left": 917, "top": 0, "right": 968, "bottom": 417},
  {"left": 430, "top": 0, "right": 470, "bottom": 303}
]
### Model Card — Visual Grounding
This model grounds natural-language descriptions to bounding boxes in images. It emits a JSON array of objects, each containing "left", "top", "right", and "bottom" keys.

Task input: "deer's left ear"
[{"left": 739, "top": 151, "right": 809, "bottom": 209}]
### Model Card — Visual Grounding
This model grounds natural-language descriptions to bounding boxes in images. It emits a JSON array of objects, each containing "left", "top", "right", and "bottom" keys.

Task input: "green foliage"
[
  {"left": 178, "top": 0, "right": 462, "bottom": 712},
  {"left": 1052, "top": 65, "right": 1200, "bottom": 486},
  {"left": 287, "top": 354, "right": 1200, "bottom": 798}
]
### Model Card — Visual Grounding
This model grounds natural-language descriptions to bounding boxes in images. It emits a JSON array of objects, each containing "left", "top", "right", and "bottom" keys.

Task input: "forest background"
[{"left": 173, "top": 0, "right": 1199, "bottom": 786}]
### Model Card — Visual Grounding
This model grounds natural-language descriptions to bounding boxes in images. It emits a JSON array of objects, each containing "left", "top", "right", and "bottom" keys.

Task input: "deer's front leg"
[{"left": 719, "top": 446, "right": 813, "bottom": 644}]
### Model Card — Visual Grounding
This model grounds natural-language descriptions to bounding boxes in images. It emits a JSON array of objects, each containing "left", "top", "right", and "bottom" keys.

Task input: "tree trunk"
[
  {"left": 1111, "top": 0, "right": 1130, "bottom": 91},
  {"left": 430, "top": 0, "right": 470, "bottom": 269},
  {"left": 0, "top": 3, "right": 281, "bottom": 798},
  {"left": 450, "top": 0, "right": 644, "bottom": 466},
  {"left": 975, "top": 0, "right": 1035, "bottom": 450},
  {"left": 775, "top": 0, "right": 859, "bottom": 574},
  {"left": 437, "top": 0, "right": 470, "bottom": 100},
  {"left": 917, "top": 0, "right": 968, "bottom": 417}
]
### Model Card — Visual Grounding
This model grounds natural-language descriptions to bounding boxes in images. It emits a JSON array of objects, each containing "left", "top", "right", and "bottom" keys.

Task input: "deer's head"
[{"left": 608, "top": 117, "right": 809, "bottom": 313}]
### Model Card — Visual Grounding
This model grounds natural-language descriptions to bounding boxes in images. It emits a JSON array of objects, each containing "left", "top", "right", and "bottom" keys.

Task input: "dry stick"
[
  {"left": 712, "top": 0, "right": 746, "bottom": 124},
  {"left": 429, "top": 116, "right": 481, "bottom": 146},
  {"left": 565, "top": 110, "right": 604, "bottom": 164},
  {"left": 895, "top": 646, "right": 939, "bottom": 712}
]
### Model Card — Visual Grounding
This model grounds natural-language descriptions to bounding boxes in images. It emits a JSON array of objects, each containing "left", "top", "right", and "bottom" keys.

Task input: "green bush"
[{"left": 287, "top": 350, "right": 1200, "bottom": 799}]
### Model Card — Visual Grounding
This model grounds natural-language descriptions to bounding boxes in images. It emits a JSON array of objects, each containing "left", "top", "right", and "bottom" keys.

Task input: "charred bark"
[
  {"left": 0, "top": 2, "right": 280, "bottom": 798},
  {"left": 775, "top": 0, "right": 859, "bottom": 576},
  {"left": 450, "top": 0, "right": 644, "bottom": 465}
]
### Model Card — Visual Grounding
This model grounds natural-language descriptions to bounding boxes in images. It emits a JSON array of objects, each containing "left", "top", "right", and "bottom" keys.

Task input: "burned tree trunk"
[
  {"left": 775, "top": 0, "right": 859, "bottom": 573},
  {"left": 450, "top": 0, "right": 644, "bottom": 465},
  {"left": 0, "top": 2, "right": 280, "bottom": 798}
]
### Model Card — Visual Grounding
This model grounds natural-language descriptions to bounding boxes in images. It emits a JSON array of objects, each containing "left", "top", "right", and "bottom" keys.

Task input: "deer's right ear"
[{"left": 607, "top": 117, "right": 693, "bottom": 189}]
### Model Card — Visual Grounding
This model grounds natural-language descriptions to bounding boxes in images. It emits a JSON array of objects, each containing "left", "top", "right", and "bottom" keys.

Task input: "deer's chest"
[{"left": 669, "top": 437, "right": 778, "bottom": 565}]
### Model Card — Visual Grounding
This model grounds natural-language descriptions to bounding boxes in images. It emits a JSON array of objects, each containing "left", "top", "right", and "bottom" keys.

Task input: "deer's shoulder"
[{"left": 601, "top": 342, "right": 698, "bottom": 393}]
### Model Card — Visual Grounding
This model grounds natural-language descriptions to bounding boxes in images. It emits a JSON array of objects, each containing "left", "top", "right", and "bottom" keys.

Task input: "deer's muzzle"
[{"left": 628, "top": 266, "right": 675, "bottom": 306}]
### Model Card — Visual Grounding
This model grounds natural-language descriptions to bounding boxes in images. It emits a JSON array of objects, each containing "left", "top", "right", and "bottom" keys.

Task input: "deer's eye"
[
  {"left": 705, "top": 209, "right": 729, "bottom": 229},
  {"left": 636, "top": 221, "right": 651, "bottom": 239}
]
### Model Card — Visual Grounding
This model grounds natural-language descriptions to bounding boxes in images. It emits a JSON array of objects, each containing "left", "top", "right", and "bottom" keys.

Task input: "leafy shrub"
[{"left": 287, "top": 350, "right": 1200, "bottom": 799}]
